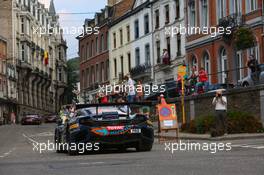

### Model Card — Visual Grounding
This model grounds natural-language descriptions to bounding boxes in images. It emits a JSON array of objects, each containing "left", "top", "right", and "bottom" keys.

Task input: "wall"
[{"left": 167, "top": 85, "right": 264, "bottom": 126}]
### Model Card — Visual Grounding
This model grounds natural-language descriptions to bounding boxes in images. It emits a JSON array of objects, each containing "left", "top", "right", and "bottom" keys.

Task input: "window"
[
  {"left": 21, "top": 18, "right": 24, "bottom": 33},
  {"left": 236, "top": 51, "right": 243, "bottom": 81},
  {"left": 246, "top": 0, "right": 257, "bottom": 13},
  {"left": 86, "top": 68, "right": 90, "bottom": 87},
  {"left": 106, "top": 60, "right": 109, "bottom": 80},
  {"left": 100, "top": 34, "right": 104, "bottom": 52},
  {"left": 134, "top": 20, "right": 139, "bottom": 39},
  {"left": 119, "top": 29, "right": 123, "bottom": 46},
  {"left": 229, "top": 0, "right": 242, "bottom": 15},
  {"left": 165, "top": 5, "right": 170, "bottom": 24},
  {"left": 86, "top": 43, "right": 89, "bottom": 58},
  {"left": 144, "top": 14, "right": 149, "bottom": 34},
  {"left": 177, "top": 33, "right": 181, "bottom": 56},
  {"left": 120, "top": 56, "right": 124, "bottom": 78},
  {"left": 188, "top": 1, "right": 196, "bottom": 27},
  {"left": 156, "top": 41, "right": 161, "bottom": 64},
  {"left": 155, "top": 10, "right": 160, "bottom": 29},
  {"left": 90, "top": 40, "right": 94, "bottom": 56},
  {"left": 128, "top": 53, "right": 131, "bottom": 71},
  {"left": 166, "top": 37, "right": 171, "bottom": 59},
  {"left": 58, "top": 68, "right": 62, "bottom": 82},
  {"left": 96, "top": 64, "right": 99, "bottom": 83},
  {"left": 217, "top": 0, "right": 226, "bottom": 21},
  {"left": 95, "top": 37, "right": 98, "bottom": 54},
  {"left": 203, "top": 52, "right": 211, "bottom": 82},
  {"left": 248, "top": 45, "right": 259, "bottom": 62},
  {"left": 200, "top": 0, "right": 208, "bottom": 27},
  {"left": 21, "top": 44, "right": 25, "bottom": 61},
  {"left": 101, "top": 62, "right": 104, "bottom": 82},
  {"left": 126, "top": 25, "right": 130, "bottom": 42},
  {"left": 219, "top": 48, "right": 227, "bottom": 83},
  {"left": 145, "top": 44, "right": 150, "bottom": 65},
  {"left": 113, "top": 32, "right": 116, "bottom": 49},
  {"left": 135, "top": 48, "right": 140, "bottom": 66},
  {"left": 114, "top": 59, "right": 117, "bottom": 77},
  {"left": 175, "top": 0, "right": 180, "bottom": 19}
]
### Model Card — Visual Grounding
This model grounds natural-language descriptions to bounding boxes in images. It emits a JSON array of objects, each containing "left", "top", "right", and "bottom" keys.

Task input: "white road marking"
[
  {"left": 232, "top": 144, "right": 264, "bottom": 149},
  {"left": 80, "top": 162, "right": 105, "bottom": 165},
  {"left": 0, "top": 148, "right": 15, "bottom": 158},
  {"left": 22, "top": 133, "right": 39, "bottom": 144}
]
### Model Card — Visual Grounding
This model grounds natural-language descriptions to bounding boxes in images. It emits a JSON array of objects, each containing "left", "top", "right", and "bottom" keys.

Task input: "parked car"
[
  {"left": 44, "top": 115, "right": 58, "bottom": 123},
  {"left": 240, "top": 64, "right": 264, "bottom": 87},
  {"left": 21, "top": 115, "right": 42, "bottom": 125}
]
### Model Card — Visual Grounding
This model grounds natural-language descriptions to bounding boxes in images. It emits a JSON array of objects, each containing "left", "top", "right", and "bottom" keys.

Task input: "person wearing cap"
[{"left": 212, "top": 90, "right": 227, "bottom": 136}]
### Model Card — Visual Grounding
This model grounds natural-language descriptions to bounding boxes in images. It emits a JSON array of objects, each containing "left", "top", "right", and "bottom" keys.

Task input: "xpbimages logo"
[
  {"left": 98, "top": 83, "right": 166, "bottom": 96},
  {"left": 32, "top": 140, "right": 100, "bottom": 154},
  {"left": 164, "top": 141, "right": 232, "bottom": 154}
]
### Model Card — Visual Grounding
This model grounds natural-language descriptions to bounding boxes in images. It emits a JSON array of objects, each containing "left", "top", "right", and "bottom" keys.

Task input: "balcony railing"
[
  {"left": 218, "top": 13, "right": 245, "bottom": 29},
  {"left": 130, "top": 63, "right": 151, "bottom": 78}
]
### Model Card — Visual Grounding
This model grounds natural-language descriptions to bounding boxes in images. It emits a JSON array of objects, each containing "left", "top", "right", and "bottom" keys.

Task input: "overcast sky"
[{"left": 40, "top": 0, "right": 107, "bottom": 59}]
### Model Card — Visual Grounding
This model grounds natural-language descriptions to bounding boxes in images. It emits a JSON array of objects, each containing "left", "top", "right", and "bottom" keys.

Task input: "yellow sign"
[{"left": 178, "top": 65, "right": 187, "bottom": 77}]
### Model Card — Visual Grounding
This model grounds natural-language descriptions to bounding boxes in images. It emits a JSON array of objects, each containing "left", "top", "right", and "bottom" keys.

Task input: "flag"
[{"left": 44, "top": 51, "right": 49, "bottom": 65}]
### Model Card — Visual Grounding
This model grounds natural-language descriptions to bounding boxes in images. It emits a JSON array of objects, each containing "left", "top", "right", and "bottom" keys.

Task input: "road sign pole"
[{"left": 181, "top": 78, "right": 186, "bottom": 125}]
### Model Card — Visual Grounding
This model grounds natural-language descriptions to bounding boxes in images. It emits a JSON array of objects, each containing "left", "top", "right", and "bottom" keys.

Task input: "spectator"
[
  {"left": 126, "top": 75, "right": 136, "bottom": 103},
  {"left": 101, "top": 95, "right": 108, "bottom": 103},
  {"left": 247, "top": 55, "right": 260, "bottom": 84},
  {"left": 136, "top": 80, "right": 144, "bottom": 102},
  {"left": 198, "top": 67, "right": 209, "bottom": 92},
  {"left": 189, "top": 66, "right": 198, "bottom": 95},
  {"left": 212, "top": 90, "right": 227, "bottom": 137},
  {"left": 162, "top": 49, "right": 170, "bottom": 65}
]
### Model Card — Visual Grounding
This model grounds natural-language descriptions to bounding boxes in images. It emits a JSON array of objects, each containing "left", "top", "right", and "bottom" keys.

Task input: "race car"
[{"left": 54, "top": 102, "right": 154, "bottom": 155}]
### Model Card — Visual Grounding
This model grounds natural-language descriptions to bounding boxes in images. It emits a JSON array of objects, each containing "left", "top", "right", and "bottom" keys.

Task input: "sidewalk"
[{"left": 153, "top": 122, "right": 264, "bottom": 141}]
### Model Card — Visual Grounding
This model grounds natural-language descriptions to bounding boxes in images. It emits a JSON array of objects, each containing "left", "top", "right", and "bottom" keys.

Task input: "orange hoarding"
[{"left": 157, "top": 98, "right": 178, "bottom": 130}]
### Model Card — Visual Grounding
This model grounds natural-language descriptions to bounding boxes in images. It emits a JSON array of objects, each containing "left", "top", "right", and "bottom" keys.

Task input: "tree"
[{"left": 64, "top": 57, "right": 80, "bottom": 104}]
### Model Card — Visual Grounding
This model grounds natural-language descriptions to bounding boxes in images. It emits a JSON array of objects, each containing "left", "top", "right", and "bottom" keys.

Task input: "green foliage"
[
  {"left": 234, "top": 27, "right": 256, "bottom": 50},
  {"left": 65, "top": 57, "right": 80, "bottom": 104},
  {"left": 182, "top": 111, "right": 263, "bottom": 134}
]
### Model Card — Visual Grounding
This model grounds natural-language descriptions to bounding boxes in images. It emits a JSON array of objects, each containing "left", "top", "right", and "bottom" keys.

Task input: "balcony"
[
  {"left": 16, "top": 59, "right": 32, "bottom": 71},
  {"left": 130, "top": 63, "right": 151, "bottom": 80},
  {"left": 218, "top": 13, "right": 245, "bottom": 29}
]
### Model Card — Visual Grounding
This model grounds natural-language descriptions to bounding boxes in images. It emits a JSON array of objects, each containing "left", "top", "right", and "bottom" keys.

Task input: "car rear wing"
[{"left": 75, "top": 102, "right": 156, "bottom": 116}]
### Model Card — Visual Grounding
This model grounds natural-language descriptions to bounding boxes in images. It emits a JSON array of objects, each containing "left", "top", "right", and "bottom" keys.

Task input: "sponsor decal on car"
[{"left": 91, "top": 125, "right": 134, "bottom": 136}]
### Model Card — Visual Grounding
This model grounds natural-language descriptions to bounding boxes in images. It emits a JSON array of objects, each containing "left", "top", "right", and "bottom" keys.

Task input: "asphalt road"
[{"left": 0, "top": 124, "right": 264, "bottom": 175}]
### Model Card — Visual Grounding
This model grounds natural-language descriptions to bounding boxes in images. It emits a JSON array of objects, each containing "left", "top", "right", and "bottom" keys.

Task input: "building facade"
[
  {"left": 152, "top": 0, "right": 186, "bottom": 85},
  {"left": 0, "top": 0, "right": 67, "bottom": 121},
  {"left": 185, "top": 0, "right": 264, "bottom": 85},
  {"left": 78, "top": 6, "right": 112, "bottom": 103}
]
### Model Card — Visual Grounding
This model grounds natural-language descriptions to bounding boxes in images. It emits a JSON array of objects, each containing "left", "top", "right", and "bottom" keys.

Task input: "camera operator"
[{"left": 212, "top": 90, "right": 227, "bottom": 136}]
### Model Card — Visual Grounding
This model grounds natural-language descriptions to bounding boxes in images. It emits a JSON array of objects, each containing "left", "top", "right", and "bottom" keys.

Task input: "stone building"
[{"left": 0, "top": 0, "right": 67, "bottom": 121}]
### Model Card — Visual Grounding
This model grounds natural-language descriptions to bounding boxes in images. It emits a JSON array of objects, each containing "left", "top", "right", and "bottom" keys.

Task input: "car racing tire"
[
  {"left": 55, "top": 130, "right": 65, "bottom": 153},
  {"left": 136, "top": 142, "right": 153, "bottom": 152}
]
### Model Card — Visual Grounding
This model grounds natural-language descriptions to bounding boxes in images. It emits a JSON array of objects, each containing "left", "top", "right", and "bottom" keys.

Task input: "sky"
[{"left": 39, "top": 0, "right": 107, "bottom": 59}]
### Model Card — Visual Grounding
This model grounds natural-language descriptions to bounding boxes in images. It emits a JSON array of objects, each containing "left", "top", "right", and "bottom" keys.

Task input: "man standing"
[
  {"left": 247, "top": 55, "right": 260, "bottom": 84},
  {"left": 212, "top": 90, "right": 227, "bottom": 136}
]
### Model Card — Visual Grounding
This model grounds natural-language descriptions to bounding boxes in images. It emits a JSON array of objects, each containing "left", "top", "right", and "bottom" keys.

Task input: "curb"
[{"left": 154, "top": 134, "right": 264, "bottom": 141}]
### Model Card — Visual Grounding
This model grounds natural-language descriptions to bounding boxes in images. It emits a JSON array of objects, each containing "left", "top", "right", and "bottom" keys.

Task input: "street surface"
[{"left": 0, "top": 124, "right": 264, "bottom": 175}]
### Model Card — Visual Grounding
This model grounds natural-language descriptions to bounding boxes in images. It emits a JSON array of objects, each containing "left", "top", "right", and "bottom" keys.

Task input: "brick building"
[
  {"left": 78, "top": 6, "right": 112, "bottom": 103},
  {"left": 185, "top": 0, "right": 264, "bottom": 85}
]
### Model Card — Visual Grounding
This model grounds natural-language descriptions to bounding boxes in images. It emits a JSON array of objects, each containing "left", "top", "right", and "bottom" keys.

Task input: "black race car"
[{"left": 54, "top": 103, "right": 154, "bottom": 155}]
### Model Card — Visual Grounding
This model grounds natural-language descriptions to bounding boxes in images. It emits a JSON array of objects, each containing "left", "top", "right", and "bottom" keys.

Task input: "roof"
[
  {"left": 111, "top": 0, "right": 135, "bottom": 21},
  {"left": 49, "top": 0, "right": 56, "bottom": 16}
]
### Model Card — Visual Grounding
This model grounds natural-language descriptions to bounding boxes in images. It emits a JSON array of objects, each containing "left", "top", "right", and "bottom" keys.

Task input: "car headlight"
[{"left": 69, "top": 123, "right": 79, "bottom": 130}]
